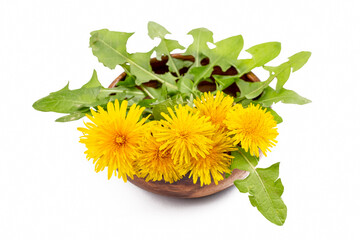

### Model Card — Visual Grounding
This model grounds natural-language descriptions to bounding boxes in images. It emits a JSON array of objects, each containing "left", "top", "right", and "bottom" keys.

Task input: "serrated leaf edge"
[
  {"left": 92, "top": 36, "right": 178, "bottom": 91},
  {"left": 235, "top": 149, "right": 286, "bottom": 226}
]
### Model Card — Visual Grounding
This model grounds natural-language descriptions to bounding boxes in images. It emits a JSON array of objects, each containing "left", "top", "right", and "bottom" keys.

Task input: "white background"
[{"left": 1, "top": 0, "right": 360, "bottom": 239}]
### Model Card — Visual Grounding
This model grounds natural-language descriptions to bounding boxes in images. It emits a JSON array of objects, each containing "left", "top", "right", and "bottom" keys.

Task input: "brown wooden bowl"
[{"left": 109, "top": 54, "right": 260, "bottom": 198}]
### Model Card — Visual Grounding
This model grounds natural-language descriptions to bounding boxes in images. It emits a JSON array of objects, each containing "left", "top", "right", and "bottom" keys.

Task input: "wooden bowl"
[{"left": 109, "top": 54, "right": 260, "bottom": 198}]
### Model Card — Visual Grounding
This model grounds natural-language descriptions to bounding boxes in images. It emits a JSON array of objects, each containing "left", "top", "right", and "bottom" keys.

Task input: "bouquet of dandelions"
[{"left": 33, "top": 22, "right": 311, "bottom": 226}]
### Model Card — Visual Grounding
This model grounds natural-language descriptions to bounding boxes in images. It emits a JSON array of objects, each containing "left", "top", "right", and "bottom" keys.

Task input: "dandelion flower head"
[
  {"left": 78, "top": 99, "right": 148, "bottom": 181},
  {"left": 225, "top": 103, "right": 278, "bottom": 157},
  {"left": 193, "top": 91, "right": 234, "bottom": 130},
  {"left": 135, "top": 124, "right": 189, "bottom": 183},
  {"left": 189, "top": 131, "right": 236, "bottom": 186},
  {"left": 154, "top": 104, "right": 216, "bottom": 164}
]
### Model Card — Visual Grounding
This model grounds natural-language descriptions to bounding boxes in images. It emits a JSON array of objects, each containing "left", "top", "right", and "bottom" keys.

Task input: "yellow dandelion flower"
[
  {"left": 135, "top": 128, "right": 189, "bottom": 183},
  {"left": 193, "top": 91, "right": 234, "bottom": 130},
  {"left": 189, "top": 131, "right": 236, "bottom": 186},
  {"left": 225, "top": 103, "right": 278, "bottom": 157},
  {"left": 154, "top": 104, "right": 216, "bottom": 164},
  {"left": 78, "top": 99, "right": 148, "bottom": 181}
]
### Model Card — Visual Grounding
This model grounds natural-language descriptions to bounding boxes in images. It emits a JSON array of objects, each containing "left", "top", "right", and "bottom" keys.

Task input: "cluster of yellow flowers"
[{"left": 78, "top": 91, "right": 278, "bottom": 186}]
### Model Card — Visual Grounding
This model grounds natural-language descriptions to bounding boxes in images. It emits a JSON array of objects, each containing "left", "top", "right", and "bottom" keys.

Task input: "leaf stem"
[
  {"left": 100, "top": 88, "right": 145, "bottom": 96},
  {"left": 139, "top": 85, "right": 155, "bottom": 99},
  {"left": 160, "top": 38, "right": 181, "bottom": 78},
  {"left": 96, "top": 38, "right": 178, "bottom": 91}
]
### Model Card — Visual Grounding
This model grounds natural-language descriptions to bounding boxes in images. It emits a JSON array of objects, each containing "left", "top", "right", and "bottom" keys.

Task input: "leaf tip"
[
  {"left": 147, "top": 21, "right": 170, "bottom": 39},
  {"left": 187, "top": 27, "right": 214, "bottom": 42},
  {"left": 55, "top": 117, "right": 64, "bottom": 123},
  {"left": 304, "top": 98, "right": 312, "bottom": 104},
  {"left": 32, "top": 100, "right": 41, "bottom": 111}
]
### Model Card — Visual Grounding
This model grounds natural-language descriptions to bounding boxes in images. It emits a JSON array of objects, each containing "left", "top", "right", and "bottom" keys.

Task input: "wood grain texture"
[
  {"left": 109, "top": 54, "right": 260, "bottom": 198},
  {"left": 128, "top": 169, "right": 249, "bottom": 198}
]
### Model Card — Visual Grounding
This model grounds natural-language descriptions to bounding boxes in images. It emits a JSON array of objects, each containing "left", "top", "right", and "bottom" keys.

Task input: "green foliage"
[
  {"left": 169, "top": 58, "right": 193, "bottom": 73},
  {"left": 236, "top": 42, "right": 281, "bottom": 77},
  {"left": 232, "top": 148, "right": 287, "bottom": 226},
  {"left": 152, "top": 96, "right": 184, "bottom": 120},
  {"left": 177, "top": 77, "right": 194, "bottom": 94},
  {"left": 90, "top": 29, "right": 178, "bottom": 93},
  {"left": 256, "top": 86, "right": 311, "bottom": 107},
  {"left": 33, "top": 71, "right": 103, "bottom": 114},
  {"left": 236, "top": 80, "right": 268, "bottom": 99},
  {"left": 184, "top": 28, "right": 213, "bottom": 67},
  {"left": 148, "top": 21, "right": 185, "bottom": 77},
  {"left": 189, "top": 35, "right": 244, "bottom": 86},
  {"left": 213, "top": 75, "right": 238, "bottom": 91},
  {"left": 90, "top": 29, "right": 133, "bottom": 69},
  {"left": 236, "top": 51, "right": 311, "bottom": 100},
  {"left": 55, "top": 111, "right": 89, "bottom": 122},
  {"left": 266, "top": 108, "right": 283, "bottom": 124},
  {"left": 264, "top": 51, "right": 311, "bottom": 91},
  {"left": 34, "top": 22, "right": 311, "bottom": 123},
  {"left": 147, "top": 21, "right": 170, "bottom": 39},
  {"left": 33, "top": 70, "right": 144, "bottom": 122},
  {"left": 208, "top": 35, "right": 244, "bottom": 72},
  {"left": 81, "top": 69, "right": 102, "bottom": 88},
  {"left": 136, "top": 99, "right": 157, "bottom": 108}
]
